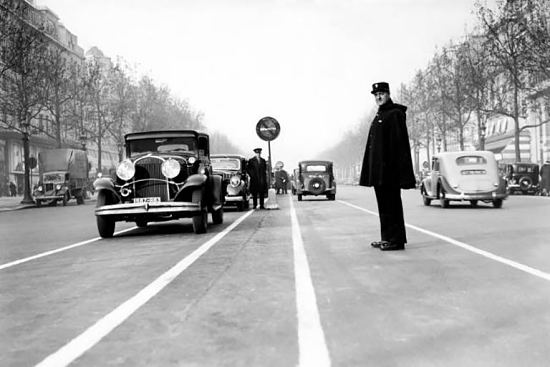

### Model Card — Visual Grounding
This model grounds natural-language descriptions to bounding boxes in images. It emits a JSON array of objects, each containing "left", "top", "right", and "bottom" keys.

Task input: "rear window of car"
[
  {"left": 456, "top": 156, "right": 487, "bottom": 165},
  {"left": 304, "top": 165, "right": 327, "bottom": 172}
]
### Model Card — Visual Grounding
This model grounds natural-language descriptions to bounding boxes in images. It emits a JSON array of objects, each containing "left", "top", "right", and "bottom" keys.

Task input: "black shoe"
[
  {"left": 370, "top": 241, "right": 387, "bottom": 248},
  {"left": 380, "top": 242, "right": 405, "bottom": 251},
  {"left": 260, "top": 206, "right": 265, "bottom": 209}
]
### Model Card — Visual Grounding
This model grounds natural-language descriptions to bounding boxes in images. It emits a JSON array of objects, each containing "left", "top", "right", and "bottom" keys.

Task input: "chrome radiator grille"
[{"left": 134, "top": 157, "right": 168, "bottom": 200}]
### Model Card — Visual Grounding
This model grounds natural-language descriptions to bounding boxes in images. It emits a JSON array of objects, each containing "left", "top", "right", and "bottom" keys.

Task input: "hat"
[
  {"left": 253, "top": 148, "right": 262, "bottom": 153},
  {"left": 371, "top": 82, "right": 390, "bottom": 95}
]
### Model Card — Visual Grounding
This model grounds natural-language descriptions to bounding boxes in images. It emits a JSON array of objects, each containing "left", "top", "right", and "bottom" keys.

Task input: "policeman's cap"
[
  {"left": 253, "top": 148, "right": 262, "bottom": 153},
  {"left": 371, "top": 82, "right": 390, "bottom": 95}
]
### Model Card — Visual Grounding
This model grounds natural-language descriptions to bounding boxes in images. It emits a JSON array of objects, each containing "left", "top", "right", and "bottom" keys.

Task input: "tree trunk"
[
  {"left": 21, "top": 116, "right": 34, "bottom": 204},
  {"left": 513, "top": 84, "right": 521, "bottom": 162}
]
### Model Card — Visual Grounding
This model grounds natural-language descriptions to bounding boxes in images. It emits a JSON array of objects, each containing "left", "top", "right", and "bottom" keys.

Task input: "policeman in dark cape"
[
  {"left": 359, "top": 82, "right": 416, "bottom": 250},
  {"left": 247, "top": 148, "right": 267, "bottom": 209}
]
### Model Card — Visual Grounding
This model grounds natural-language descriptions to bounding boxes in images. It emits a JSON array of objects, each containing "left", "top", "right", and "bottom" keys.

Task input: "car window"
[
  {"left": 211, "top": 158, "right": 240, "bottom": 170},
  {"left": 516, "top": 165, "right": 535, "bottom": 173},
  {"left": 304, "top": 165, "right": 327, "bottom": 172},
  {"left": 456, "top": 156, "right": 487, "bottom": 165}
]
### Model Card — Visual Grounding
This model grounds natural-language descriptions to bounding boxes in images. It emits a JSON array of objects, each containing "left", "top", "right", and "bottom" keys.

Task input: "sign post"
[{"left": 256, "top": 116, "right": 281, "bottom": 209}]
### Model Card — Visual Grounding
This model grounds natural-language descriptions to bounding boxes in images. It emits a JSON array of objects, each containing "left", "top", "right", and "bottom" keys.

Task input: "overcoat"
[
  {"left": 359, "top": 99, "right": 416, "bottom": 189},
  {"left": 247, "top": 157, "right": 268, "bottom": 194}
]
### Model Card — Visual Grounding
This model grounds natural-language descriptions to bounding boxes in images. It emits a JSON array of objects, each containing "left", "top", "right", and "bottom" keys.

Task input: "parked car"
[
  {"left": 93, "top": 130, "right": 224, "bottom": 237},
  {"left": 503, "top": 162, "right": 540, "bottom": 195},
  {"left": 211, "top": 154, "right": 250, "bottom": 211},
  {"left": 291, "top": 168, "right": 299, "bottom": 195},
  {"left": 33, "top": 148, "right": 89, "bottom": 207},
  {"left": 296, "top": 160, "right": 336, "bottom": 201},
  {"left": 420, "top": 151, "right": 508, "bottom": 208}
]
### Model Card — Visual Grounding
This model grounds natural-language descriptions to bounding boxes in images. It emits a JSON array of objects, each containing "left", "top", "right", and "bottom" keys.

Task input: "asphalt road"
[{"left": 1, "top": 186, "right": 549, "bottom": 367}]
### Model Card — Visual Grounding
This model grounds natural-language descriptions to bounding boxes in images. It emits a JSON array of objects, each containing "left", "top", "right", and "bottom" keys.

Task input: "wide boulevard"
[{"left": 1, "top": 186, "right": 549, "bottom": 367}]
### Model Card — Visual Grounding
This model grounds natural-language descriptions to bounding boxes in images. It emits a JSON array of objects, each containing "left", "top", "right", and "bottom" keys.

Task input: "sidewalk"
[{"left": 0, "top": 192, "right": 97, "bottom": 212}]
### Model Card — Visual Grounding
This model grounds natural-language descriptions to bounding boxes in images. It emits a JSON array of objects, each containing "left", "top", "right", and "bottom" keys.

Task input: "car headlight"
[
  {"left": 56, "top": 184, "right": 62, "bottom": 190},
  {"left": 188, "top": 157, "right": 196, "bottom": 164},
  {"left": 161, "top": 158, "right": 180, "bottom": 179},
  {"left": 37, "top": 186, "right": 43, "bottom": 192},
  {"left": 230, "top": 175, "right": 241, "bottom": 187},
  {"left": 116, "top": 159, "right": 135, "bottom": 181}
]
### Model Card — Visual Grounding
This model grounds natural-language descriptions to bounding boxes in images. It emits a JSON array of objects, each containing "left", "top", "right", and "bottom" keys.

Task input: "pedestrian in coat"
[
  {"left": 359, "top": 82, "right": 416, "bottom": 251},
  {"left": 247, "top": 148, "right": 267, "bottom": 209}
]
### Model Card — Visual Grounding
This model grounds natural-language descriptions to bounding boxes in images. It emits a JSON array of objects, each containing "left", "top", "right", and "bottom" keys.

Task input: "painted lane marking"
[
  {"left": 0, "top": 227, "right": 137, "bottom": 271},
  {"left": 338, "top": 200, "right": 550, "bottom": 282},
  {"left": 289, "top": 196, "right": 331, "bottom": 367},
  {"left": 35, "top": 210, "right": 254, "bottom": 367}
]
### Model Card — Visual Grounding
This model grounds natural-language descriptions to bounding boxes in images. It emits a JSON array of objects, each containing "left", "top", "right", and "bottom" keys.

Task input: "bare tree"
[
  {"left": 0, "top": 13, "right": 48, "bottom": 203},
  {"left": 476, "top": 0, "right": 539, "bottom": 161}
]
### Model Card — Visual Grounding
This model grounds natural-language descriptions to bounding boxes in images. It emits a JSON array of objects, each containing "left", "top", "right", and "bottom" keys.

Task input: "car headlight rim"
[
  {"left": 116, "top": 159, "right": 136, "bottom": 181},
  {"left": 161, "top": 158, "right": 181, "bottom": 179},
  {"left": 230, "top": 175, "right": 241, "bottom": 187}
]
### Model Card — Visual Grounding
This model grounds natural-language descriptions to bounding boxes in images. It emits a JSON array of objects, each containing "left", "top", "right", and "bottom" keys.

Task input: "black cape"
[
  {"left": 359, "top": 99, "right": 416, "bottom": 189},
  {"left": 247, "top": 157, "right": 268, "bottom": 194}
]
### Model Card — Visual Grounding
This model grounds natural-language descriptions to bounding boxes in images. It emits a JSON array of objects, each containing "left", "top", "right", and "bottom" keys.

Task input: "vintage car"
[
  {"left": 420, "top": 151, "right": 508, "bottom": 208},
  {"left": 296, "top": 160, "right": 336, "bottom": 201},
  {"left": 210, "top": 154, "right": 250, "bottom": 211},
  {"left": 93, "top": 130, "right": 224, "bottom": 237},
  {"left": 503, "top": 162, "right": 540, "bottom": 195},
  {"left": 291, "top": 168, "right": 299, "bottom": 195}
]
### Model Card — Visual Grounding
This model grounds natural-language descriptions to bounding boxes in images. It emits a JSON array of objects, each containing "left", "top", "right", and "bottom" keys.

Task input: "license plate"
[{"left": 133, "top": 197, "right": 161, "bottom": 203}]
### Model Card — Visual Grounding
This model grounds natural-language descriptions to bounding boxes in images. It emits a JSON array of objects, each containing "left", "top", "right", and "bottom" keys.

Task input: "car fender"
[
  {"left": 175, "top": 174, "right": 208, "bottom": 202},
  {"left": 208, "top": 174, "right": 223, "bottom": 209},
  {"left": 438, "top": 176, "right": 458, "bottom": 195},
  {"left": 93, "top": 178, "right": 121, "bottom": 203}
]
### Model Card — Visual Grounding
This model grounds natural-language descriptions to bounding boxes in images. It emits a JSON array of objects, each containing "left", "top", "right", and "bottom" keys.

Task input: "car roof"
[
  {"left": 125, "top": 130, "right": 206, "bottom": 140},
  {"left": 211, "top": 154, "right": 246, "bottom": 160},
  {"left": 299, "top": 160, "right": 333, "bottom": 165}
]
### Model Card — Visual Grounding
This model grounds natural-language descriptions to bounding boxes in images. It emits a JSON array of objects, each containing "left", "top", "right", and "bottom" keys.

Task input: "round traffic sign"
[
  {"left": 29, "top": 156, "right": 37, "bottom": 169},
  {"left": 256, "top": 116, "right": 280, "bottom": 141}
]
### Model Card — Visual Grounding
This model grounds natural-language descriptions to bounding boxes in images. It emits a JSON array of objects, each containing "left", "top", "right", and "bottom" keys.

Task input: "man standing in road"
[
  {"left": 247, "top": 148, "right": 267, "bottom": 209},
  {"left": 359, "top": 82, "right": 416, "bottom": 251}
]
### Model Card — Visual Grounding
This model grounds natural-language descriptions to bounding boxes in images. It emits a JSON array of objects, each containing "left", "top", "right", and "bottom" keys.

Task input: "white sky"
[{"left": 39, "top": 0, "right": 485, "bottom": 168}]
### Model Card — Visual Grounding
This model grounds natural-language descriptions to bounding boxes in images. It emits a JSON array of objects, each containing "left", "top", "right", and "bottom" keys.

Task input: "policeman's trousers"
[{"left": 374, "top": 185, "right": 407, "bottom": 244}]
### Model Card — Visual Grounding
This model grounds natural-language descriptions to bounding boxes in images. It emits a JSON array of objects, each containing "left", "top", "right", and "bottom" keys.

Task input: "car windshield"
[
  {"left": 127, "top": 137, "right": 197, "bottom": 157},
  {"left": 211, "top": 158, "right": 241, "bottom": 170},
  {"left": 456, "top": 156, "right": 487, "bottom": 165},
  {"left": 304, "top": 165, "right": 327, "bottom": 172}
]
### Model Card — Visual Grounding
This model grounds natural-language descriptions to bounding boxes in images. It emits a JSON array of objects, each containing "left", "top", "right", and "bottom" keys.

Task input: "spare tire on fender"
[{"left": 308, "top": 178, "right": 326, "bottom": 195}]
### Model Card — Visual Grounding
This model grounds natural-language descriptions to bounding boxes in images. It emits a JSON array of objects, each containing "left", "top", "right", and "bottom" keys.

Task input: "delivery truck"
[{"left": 33, "top": 148, "right": 89, "bottom": 207}]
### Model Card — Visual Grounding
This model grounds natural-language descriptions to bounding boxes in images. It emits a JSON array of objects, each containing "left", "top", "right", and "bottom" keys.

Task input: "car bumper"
[
  {"left": 34, "top": 194, "right": 64, "bottom": 200},
  {"left": 95, "top": 201, "right": 202, "bottom": 216},
  {"left": 298, "top": 187, "right": 336, "bottom": 195},
  {"left": 225, "top": 195, "right": 246, "bottom": 202},
  {"left": 444, "top": 191, "right": 508, "bottom": 200}
]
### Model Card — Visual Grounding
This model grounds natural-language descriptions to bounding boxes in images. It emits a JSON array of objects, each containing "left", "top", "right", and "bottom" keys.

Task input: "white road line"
[
  {"left": 35, "top": 210, "right": 254, "bottom": 367},
  {"left": 338, "top": 199, "right": 550, "bottom": 282},
  {"left": 289, "top": 196, "right": 331, "bottom": 367},
  {"left": 0, "top": 227, "right": 137, "bottom": 271}
]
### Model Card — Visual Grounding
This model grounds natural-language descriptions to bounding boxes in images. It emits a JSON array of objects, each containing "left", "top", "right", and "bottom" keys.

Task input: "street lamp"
[
  {"left": 436, "top": 136, "right": 442, "bottom": 153},
  {"left": 79, "top": 133, "right": 87, "bottom": 151},
  {"left": 479, "top": 122, "right": 486, "bottom": 151}
]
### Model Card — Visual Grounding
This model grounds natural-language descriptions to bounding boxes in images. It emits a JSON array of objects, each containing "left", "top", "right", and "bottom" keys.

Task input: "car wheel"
[
  {"left": 493, "top": 199, "right": 503, "bottom": 208},
  {"left": 135, "top": 219, "right": 147, "bottom": 228},
  {"left": 36, "top": 199, "right": 42, "bottom": 208},
  {"left": 236, "top": 202, "right": 244, "bottom": 211},
  {"left": 212, "top": 206, "right": 223, "bottom": 224},
  {"left": 62, "top": 192, "right": 69, "bottom": 206},
  {"left": 439, "top": 188, "right": 449, "bottom": 208},
  {"left": 192, "top": 189, "right": 207, "bottom": 234},
  {"left": 297, "top": 194, "right": 302, "bottom": 201},
  {"left": 96, "top": 192, "right": 115, "bottom": 238},
  {"left": 470, "top": 200, "right": 478, "bottom": 207},
  {"left": 422, "top": 196, "right": 431, "bottom": 206}
]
